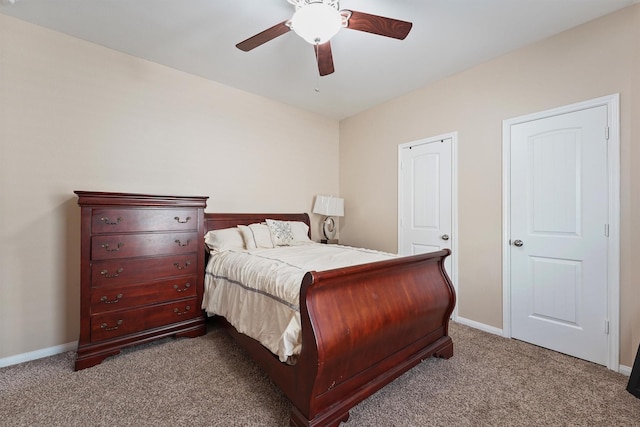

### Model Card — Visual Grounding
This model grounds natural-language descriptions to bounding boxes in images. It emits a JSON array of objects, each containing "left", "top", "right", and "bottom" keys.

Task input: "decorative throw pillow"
[{"left": 266, "top": 219, "right": 294, "bottom": 246}]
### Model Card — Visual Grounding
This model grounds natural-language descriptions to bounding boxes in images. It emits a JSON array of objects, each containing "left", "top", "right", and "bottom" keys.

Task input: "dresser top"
[{"left": 74, "top": 191, "right": 208, "bottom": 207}]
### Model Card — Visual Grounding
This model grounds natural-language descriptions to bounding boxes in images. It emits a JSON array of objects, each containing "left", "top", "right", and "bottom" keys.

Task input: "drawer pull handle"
[
  {"left": 100, "top": 268, "right": 124, "bottom": 278},
  {"left": 100, "top": 294, "right": 123, "bottom": 304},
  {"left": 174, "top": 306, "right": 191, "bottom": 316},
  {"left": 100, "top": 320, "right": 123, "bottom": 331},
  {"left": 174, "top": 216, "right": 191, "bottom": 224},
  {"left": 100, "top": 216, "right": 123, "bottom": 225},
  {"left": 173, "top": 283, "right": 191, "bottom": 292},
  {"left": 101, "top": 243, "right": 124, "bottom": 252},
  {"left": 175, "top": 239, "right": 191, "bottom": 247},
  {"left": 173, "top": 261, "right": 191, "bottom": 270}
]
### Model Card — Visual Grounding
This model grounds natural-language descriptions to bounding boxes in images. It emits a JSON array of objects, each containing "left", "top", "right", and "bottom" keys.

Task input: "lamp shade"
[{"left": 313, "top": 195, "right": 344, "bottom": 217}]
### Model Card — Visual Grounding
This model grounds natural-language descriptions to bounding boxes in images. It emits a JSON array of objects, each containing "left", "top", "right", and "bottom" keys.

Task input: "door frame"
[
  {"left": 502, "top": 94, "right": 620, "bottom": 371},
  {"left": 398, "top": 131, "right": 459, "bottom": 320}
]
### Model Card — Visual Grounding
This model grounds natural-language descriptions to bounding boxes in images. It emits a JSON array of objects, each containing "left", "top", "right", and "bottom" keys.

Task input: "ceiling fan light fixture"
[{"left": 290, "top": 2, "right": 342, "bottom": 45}]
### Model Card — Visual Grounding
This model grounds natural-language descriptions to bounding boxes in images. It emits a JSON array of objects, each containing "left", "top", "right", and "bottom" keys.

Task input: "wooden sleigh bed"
[{"left": 203, "top": 212, "right": 456, "bottom": 427}]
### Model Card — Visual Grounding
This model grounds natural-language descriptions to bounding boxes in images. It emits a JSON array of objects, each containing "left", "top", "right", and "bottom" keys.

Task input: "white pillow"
[
  {"left": 204, "top": 228, "right": 245, "bottom": 252},
  {"left": 289, "top": 221, "right": 311, "bottom": 242},
  {"left": 266, "top": 219, "right": 294, "bottom": 246},
  {"left": 237, "top": 224, "right": 257, "bottom": 250},
  {"left": 248, "top": 223, "right": 274, "bottom": 248}
]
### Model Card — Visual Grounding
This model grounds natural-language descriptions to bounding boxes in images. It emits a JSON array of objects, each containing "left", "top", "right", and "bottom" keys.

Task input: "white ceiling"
[{"left": 1, "top": 0, "right": 637, "bottom": 120}]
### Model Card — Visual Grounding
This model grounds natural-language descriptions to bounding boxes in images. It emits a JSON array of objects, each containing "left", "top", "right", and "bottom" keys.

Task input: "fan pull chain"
[{"left": 314, "top": 43, "right": 321, "bottom": 93}]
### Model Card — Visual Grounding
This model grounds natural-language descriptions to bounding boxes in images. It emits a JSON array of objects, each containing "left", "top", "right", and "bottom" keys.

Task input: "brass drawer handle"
[
  {"left": 101, "top": 243, "right": 124, "bottom": 252},
  {"left": 175, "top": 239, "right": 191, "bottom": 247},
  {"left": 173, "top": 283, "right": 191, "bottom": 292},
  {"left": 100, "top": 216, "right": 122, "bottom": 225},
  {"left": 100, "top": 320, "right": 123, "bottom": 331},
  {"left": 174, "top": 306, "right": 191, "bottom": 316},
  {"left": 100, "top": 293, "right": 123, "bottom": 304},
  {"left": 100, "top": 268, "right": 124, "bottom": 278},
  {"left": 173, "top": 261, "right": 191, "bottom": 270},
  {"left": 174, "top": 216, "right": 191, "bottom": 224}
]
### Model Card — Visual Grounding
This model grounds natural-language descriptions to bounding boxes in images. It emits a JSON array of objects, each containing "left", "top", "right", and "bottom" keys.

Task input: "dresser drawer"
[
  {"left": 90, "top": 298, "right": 199, "bottom": 342},
  {"left": 91, "top": 254, "right": 197, "bottom": 287},
  {"left": 91, "top": 208, "right": 197, "bottom": 234},
  {"left": 91, "top": 231, "right": 198, "bottom": 260},
  {"left": 91, "top": 276, "right": 197, "bottom": 314}
]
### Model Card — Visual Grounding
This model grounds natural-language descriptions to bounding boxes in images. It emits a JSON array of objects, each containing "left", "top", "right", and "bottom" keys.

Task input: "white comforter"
[{"left": 202, "top": 243, "right": 395, "bottom": 362}]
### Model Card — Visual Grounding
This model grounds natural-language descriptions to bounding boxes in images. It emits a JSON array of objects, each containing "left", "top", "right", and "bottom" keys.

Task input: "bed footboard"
[{"left": 289, "top": 249, "right": 456, "bottom": 426}]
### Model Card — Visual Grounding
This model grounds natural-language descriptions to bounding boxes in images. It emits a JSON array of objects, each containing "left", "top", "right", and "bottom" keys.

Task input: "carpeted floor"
[{"left": 1, "top": 321, "right": 639, "bottom": 426}]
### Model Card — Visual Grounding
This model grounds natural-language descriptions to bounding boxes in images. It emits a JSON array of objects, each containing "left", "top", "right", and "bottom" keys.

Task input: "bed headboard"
[{"left": 204, "top": 212, "right": 311, "bottom": 238}]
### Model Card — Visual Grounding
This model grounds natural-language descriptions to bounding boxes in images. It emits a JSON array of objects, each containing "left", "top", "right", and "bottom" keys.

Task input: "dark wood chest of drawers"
[{"left": 74, "top": 191, "right": 208, "bottom": 370}]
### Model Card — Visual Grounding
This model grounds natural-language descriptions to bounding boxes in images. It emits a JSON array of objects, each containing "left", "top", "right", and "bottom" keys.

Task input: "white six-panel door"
[
  {"left": 508, "top": 104, "right": 611, "bottom": 366},
  {"left": 399, "top": 136, "right": 454, "bottom": 277}
]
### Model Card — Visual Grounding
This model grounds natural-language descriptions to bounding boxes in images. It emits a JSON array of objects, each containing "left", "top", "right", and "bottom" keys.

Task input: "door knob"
[
  {"left": 513, "top": 239, "right": 524, "bottom": 247},
  {"left": 441, "top": 234, "right": 450, "bottom": 241}
]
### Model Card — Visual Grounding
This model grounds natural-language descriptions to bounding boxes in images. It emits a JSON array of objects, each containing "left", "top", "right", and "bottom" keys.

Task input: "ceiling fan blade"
[
  {"left": 343, "top": 10, "right": 412, "bottom": 40},
  {"left": 236, "top": 20, "right": 291, "bottom": 52},
  {"left": 315, "top": 42, "right": 335, "bottom": 76}
]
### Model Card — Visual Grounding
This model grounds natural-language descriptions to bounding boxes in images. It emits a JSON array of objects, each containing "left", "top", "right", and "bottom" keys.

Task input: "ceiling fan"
[{"left": 236, "top": 0, "right": 412, "bottom": 76}]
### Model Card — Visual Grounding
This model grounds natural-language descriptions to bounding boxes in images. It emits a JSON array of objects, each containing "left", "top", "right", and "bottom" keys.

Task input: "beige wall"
[
  {"left": 0, "top": 14, "right": 339, "bottom": 360},
  {"left": 2, "top": 6, "right": 639, "bottom": 370},
  {"left": 339, "top": 5, "right": 640, "bottom": 366}
]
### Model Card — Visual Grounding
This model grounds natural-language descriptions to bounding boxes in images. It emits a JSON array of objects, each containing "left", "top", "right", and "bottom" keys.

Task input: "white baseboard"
[
  {"left": 619, "top": 364, "right": 632, "bottom": 376},
  {"left": 454, "top": 316, "right": 504, "bottom": 336},
  {"left": 0, "top": 341, "right": 77, "bottom": 368}
]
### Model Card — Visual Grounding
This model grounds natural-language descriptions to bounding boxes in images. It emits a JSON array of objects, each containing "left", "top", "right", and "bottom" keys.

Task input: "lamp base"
[
  {"left": 322, "top": 216, "right": 337, "bottom": 240},
  {"left": 320, "top": 239, "right": 339, "bottom": 245}
]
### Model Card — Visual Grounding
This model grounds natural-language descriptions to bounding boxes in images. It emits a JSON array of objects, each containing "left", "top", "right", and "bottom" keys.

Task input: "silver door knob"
[
  {"left": 441, "top": 234, "right": 450, "bottom": 241},
  {"left": 513, "top": 239, "right": 524, "bottom": 247}
]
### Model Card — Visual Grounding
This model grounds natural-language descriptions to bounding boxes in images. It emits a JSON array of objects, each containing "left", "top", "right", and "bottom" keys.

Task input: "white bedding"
[{"left": 202, "top": 242, "right": 395, "bottom": 362}]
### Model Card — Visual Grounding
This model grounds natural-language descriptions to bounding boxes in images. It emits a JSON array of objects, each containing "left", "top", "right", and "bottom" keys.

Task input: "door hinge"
[
  {"left": 605, "top": 126, "right": 610, "bottom": 140},
  {"left": 605, "top": 224, "right": 609, "bottom": 237},
  {"left": 604, "top": 320, "right": 610, "bottom": 335}
]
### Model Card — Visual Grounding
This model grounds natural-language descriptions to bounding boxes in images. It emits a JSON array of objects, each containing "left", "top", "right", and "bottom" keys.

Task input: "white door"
[
  {"left": 399, "top": 137, "right": 453, "bottom": 276},
  {"left": 509, "top": 105, "right": 609, "bottom": 365}
]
